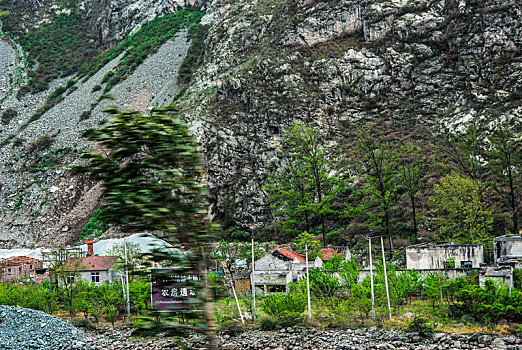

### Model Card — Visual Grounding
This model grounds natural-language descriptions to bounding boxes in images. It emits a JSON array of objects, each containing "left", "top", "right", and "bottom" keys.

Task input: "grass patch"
[
  {"left": 1, "top": 108, "right": 17, "bottom": 125},
  {"left": 178, "top": 23, "right": 209, "bottom": 87},
  {"left": 79, "top": 208, "right": 109, "bottom": 241},
  {"left": 0, "top": 1, "right": 101, "bottom": 94}
]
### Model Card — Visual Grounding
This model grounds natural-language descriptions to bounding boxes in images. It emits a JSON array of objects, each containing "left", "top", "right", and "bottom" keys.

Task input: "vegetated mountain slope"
[
  {"left": 0, "top": 0, "right": 521, "bottom": 248},
  {"left": 0, "top": 1, "right": 201, "bottom": 248},
  {"left": 175, "top": 0, "right": 521, "bottom": 230}
]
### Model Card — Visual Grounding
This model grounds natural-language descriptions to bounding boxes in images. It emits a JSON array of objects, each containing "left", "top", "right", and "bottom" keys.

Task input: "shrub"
[
  {"left": 262, "top": 290, "right": 306, "bottom": 320},
  {"left": 220, "top": 320, "right": 245, "bottom": 336},
  {"left": 407, "top": 317, "right": 434, "bottom": 335},
  {"left": 79, "top": 208, "right": 109, "bottom": 240},
  {"left": 309, "top": 269, "right": 341, "bottom": 298},
  {"left": 91, "top": 84, "right": 101, "bottom": 92},
  {"left": 1, "top": 108, "right": 17, "bottom": 125},
  {"left": 26, "top": 135, "right": 54, "bottom": 153},
  {"left": 259, "top": 317, "right": 278, "bottom": 331},
  {"left": 72, "top": 318, "right": 96, "bottom": 331},
  {"left": 79, "top": 110, "right": 91, "bottom": 121}
]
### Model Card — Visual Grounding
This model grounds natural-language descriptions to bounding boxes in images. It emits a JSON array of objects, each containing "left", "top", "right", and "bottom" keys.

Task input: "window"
[
  {"left": 7, "top": 268, "right": 11, "bottom": 275},
  {"left": 65, "top": 275, "right": 75, "bottom": 284},
  {"left": 461, "top": 261, "right": 473, "bottom": 269},
  {"left": 91, "top": 272, "right": 100, "bottom": 283}
]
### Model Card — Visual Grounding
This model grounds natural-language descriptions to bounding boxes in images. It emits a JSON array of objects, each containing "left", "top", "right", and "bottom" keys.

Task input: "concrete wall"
[
  {"left": 494, "top": 236, "right": 522, "bottom": 260},
  {"left": 76, "top": 268, "right": 121, "bottom": 285},
  {"left": 358, "top": 268, "right": 478, "bottom": 284},
  {"left": 406, "top": 244, "right": 483, "bottom": 270}
]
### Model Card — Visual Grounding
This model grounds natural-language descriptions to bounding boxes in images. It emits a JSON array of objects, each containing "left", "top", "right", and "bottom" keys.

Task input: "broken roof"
[
  {"left": 319, "top": 248, "right": 339, "bottom": 261},
  {"left": 0, "top": 256, "right": 41, "bottom": 267},
  {"left": 273, "top": 249, "right": 305, "bottom": 263}
]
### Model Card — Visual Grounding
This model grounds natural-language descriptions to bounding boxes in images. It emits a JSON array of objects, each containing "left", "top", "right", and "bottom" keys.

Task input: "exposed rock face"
[
  {"left": 0, "top": 0, "right": 521, "bottom": 247},
  {"left": 176, "top": 0, "right": 522, "bottom": 229},
  {"left": 0, "top": 31, "right": 191, "bottom": 248},
  {"left": 83, "top": 0, "right": 205, "bottom": 43}
]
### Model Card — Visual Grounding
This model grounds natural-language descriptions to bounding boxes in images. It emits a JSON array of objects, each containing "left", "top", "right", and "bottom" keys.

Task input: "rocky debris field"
[
  {"left": 1, "top": 306, "right": 521, "bottom": 350},
  {"left": 0, "top": 305, "right": 88, "bottom": 350},
  {"left": 220, "top": 328, "right": 522, "bottom": 350}
]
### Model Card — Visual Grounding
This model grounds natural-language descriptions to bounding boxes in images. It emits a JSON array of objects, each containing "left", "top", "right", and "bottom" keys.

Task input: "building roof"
[
  {"left": 319, "top": 248, "right": 339, "bottom": 261},
  {"left": 273, "top": 249, "right": 305, "bottom": 263},
  {"left": 0, "top": 256, "right": 41, "bottom": 267},
  {"left": 63, "top": 256, "right": 120, "bottom": 271}
]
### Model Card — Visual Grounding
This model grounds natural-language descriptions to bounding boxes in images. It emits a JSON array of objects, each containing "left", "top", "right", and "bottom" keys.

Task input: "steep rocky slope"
[
  {"left": 0, "top": 1, "right": 195, "bottom": 248},
  {"left": 174, "top": 0, "right": 522, "bottom": 229},
  {"left": 0, "top": 0, "right": 520, "bottom": 247}
]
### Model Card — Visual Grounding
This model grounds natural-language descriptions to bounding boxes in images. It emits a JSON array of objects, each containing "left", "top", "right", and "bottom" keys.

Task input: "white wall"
[{"left": 406, "top": 244, "right": 483, "bottom": 270}]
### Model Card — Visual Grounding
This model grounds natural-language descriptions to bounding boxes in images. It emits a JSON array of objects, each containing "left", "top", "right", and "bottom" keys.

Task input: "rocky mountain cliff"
[{"left": 0, "top": 0, "right": 520, "bottom": 248}]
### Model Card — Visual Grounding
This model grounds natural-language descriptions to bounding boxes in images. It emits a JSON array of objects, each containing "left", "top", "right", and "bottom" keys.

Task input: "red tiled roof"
[
  {"left": 64, "top": 256, "right": 119, "bottom": 271},
  {"left": 274, "top": 248, "right": 305, "bottom": 263},
  {"left": 0, "top": 256, "right": 41, "bottom": 267},
  {"left": 319, "top": 248, "right": 339, "bottom": 261}
]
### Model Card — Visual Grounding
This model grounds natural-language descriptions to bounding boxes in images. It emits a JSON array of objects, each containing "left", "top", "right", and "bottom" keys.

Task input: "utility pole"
[
  {"left": 369, "top": 238, "right": 375, "bottom": 320},
  {"left": 124, "top": 241, "right": 131, "bottom": 316},
  {"left": 251, "top": 237, "right": 256, "bottom": 322},
  {"left": 305, "top": 244, "right": 311, "bottom": 319},
  {"left": 380, "top": 236, "right": 392, "bottom": 320}
]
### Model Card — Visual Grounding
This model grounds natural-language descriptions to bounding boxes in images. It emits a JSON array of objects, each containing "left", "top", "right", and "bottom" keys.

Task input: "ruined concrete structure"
[
  {"left": 0, "top": 256, "right": 43, "bottom": 282},
  {"left": 406, "top": 243, "right": 484, "bottom": 270},
  {"left": 493, "top": 236, "right": 522, "bottom": 268}
]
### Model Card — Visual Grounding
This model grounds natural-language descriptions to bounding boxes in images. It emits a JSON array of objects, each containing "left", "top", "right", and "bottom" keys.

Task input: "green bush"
[
  {"left": 309, "top": 269, "right": 341, "bottom": 298},
  {"left": 1, "top": 108, "right": 17, "bottom": 125},
  {"left": 259, "top": 317, "right": 278, "bottom": 330},
  {"left": 26, "top": 135, "right": 55, "bottom": 153},
  {"left": 262, "top": 290, "right": 307, "bottom": 320},
  {"left": 79, "top": 110, "right": 91, "bottom": 121},
  {"left": 79, "top": 208, "right": 109, "bottom": 240},
  {"left": 443, "top": 277, "right": 522, "bottom": 323},
  {"left": 407, "top": 317, "right": 434, "bottom": 335}
]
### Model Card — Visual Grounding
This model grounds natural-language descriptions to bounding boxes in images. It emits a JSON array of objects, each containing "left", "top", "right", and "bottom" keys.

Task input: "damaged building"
[{"left": 406, "top": 243, "right": 484, "bottom": 270}]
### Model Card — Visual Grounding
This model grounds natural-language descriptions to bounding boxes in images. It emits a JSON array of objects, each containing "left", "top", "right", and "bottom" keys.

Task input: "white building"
[
  {"left": 406, "top": 243, "right": 483, "bottom": 270},
  {"left": 61, "top": 256, "right": 121, "bottom": 285}
]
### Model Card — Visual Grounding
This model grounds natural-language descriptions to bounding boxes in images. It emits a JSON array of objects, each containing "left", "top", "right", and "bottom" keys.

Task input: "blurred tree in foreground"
[{"left": 79, "top": 107, "right": 217, "bottom": 347}]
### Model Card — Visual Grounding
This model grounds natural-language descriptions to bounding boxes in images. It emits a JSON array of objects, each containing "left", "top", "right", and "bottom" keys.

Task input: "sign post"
[{"left": 150, "top": 269, "right": 199, "bottom": 312}]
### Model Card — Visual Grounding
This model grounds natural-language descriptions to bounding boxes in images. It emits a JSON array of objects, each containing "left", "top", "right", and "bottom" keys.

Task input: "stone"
[{"left": 399, "top": 313, "right": 415, "bottom": 320}]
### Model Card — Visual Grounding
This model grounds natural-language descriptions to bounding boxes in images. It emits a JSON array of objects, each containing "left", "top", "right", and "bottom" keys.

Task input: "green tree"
[
  {"left": 79, "top": 107, "right": 217, "bottom": 345},
  {"left": 294, "top": 231, "right": 320, "bottom": 260},
  {"left": 352, "top": 126, "right": 401, "bottom": 256},
  {"left": 264, "top": 123, "right": 342, "bottom": 246},
  {"left": 399, "top": 144, "right": 429, "bottom": 243},
  {"left": 485, "top": 120, "right": 521, "bottom": 236},
  {"left": 431, "top": 173, "right": 493, "bottom": 244},
  {"left": 443, "top": 123, "right": 489, "bottom": 202}
]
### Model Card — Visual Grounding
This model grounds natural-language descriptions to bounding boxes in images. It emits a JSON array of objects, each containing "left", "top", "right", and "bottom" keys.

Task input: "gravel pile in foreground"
[{"left": 0, "top": 305, "right": 88, "bottom": 350}]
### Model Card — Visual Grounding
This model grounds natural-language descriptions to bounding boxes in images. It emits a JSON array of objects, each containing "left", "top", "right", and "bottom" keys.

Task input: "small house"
[
  {"left": 60, "top": 256, "right": 121, "bottom": 285},
  {"left": 406, "top": 243, "right": 483, "bottom": 270},
  {"left": 0, "top": 256, "right": 43, "bottom": 282},
  {"left": 251, "top": 249, "right": 324, "bottom": 295}
]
